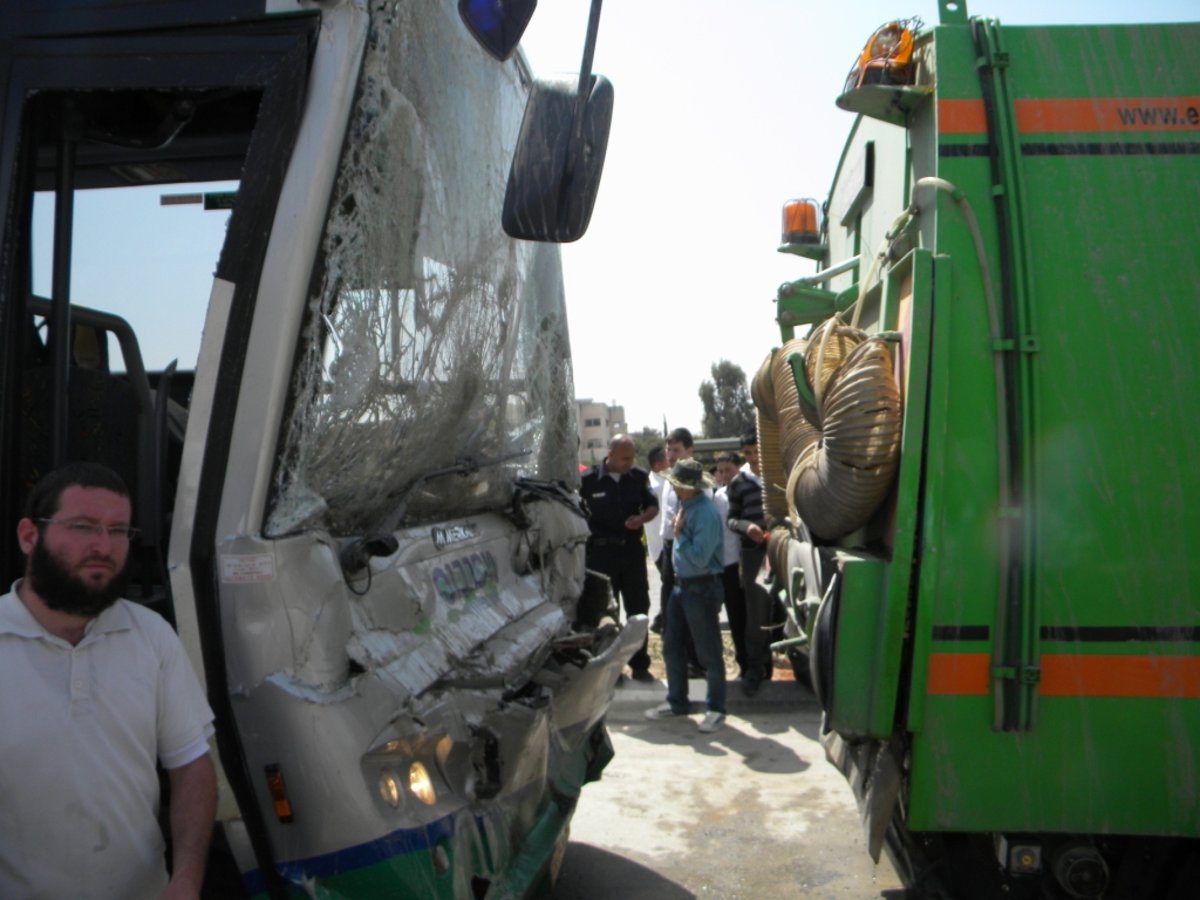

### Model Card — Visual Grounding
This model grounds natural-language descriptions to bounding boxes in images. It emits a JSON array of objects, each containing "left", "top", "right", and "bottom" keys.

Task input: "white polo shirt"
[
  {"left": 0, "top": 582, "right": 215, "bottom": 899},
  {"left": 644, "top": 470, "right": 666, "bottom": 561},
  {"left": 659, "top": 481, "right": 678, "bottom": 542},
  {"left": 713, "top": 486, "right": 742, "bottom": 567}
]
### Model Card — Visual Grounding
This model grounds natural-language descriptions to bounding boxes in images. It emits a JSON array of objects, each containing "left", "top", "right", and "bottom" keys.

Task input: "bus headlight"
[
  {"left": 408, "top": 761, "right": 437, "bottom": 805},
  {"left": 378, "top": 768, "right": 403, "bottom": 809}
]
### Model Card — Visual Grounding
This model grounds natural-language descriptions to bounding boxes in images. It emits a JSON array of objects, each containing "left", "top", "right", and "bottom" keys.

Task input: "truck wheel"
[{"left": 787, "top": 647, "right": 813, "bottom": 689}]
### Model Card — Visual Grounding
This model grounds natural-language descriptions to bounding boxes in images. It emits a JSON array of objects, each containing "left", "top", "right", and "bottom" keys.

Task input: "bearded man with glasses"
[{"left": 0, "top": 462, "right": 216, "bottom": 899}]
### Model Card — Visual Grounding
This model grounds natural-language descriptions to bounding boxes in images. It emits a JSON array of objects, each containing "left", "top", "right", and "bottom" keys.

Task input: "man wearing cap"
[
  {"left": 651, "top": 426, "right": 695, "bottom": 635},
  {"left": 644, "top": 458, "right": 727, "bottom": 733}
]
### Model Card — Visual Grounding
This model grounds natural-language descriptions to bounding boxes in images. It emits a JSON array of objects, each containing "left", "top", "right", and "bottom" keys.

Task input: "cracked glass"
[{"left": 267, "top": 0, "right": 578, "bottom": 538}]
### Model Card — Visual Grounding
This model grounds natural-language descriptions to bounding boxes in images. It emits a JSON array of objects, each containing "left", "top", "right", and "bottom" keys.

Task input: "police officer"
[{"left": 581, "top": 434, "right": 659, "bottom": 681}]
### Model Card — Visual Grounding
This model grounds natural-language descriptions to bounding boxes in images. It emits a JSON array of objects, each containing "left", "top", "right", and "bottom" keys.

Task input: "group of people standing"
[{"left": 580, "top": 427, "right": 773, "bottom": 735}]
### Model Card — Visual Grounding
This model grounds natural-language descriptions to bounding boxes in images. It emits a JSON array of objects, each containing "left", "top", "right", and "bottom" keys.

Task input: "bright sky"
[
  {"left": 36, "top": 1, "right": 1197, "bottom": 444},
  {"left": 519, "top": 0, "right": 1198, "bottom": 436}
]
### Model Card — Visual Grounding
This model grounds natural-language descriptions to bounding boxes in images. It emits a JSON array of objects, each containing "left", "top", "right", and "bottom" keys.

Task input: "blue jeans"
[{"left": 664, "top": 577, "right": 727, "bottom": 714}]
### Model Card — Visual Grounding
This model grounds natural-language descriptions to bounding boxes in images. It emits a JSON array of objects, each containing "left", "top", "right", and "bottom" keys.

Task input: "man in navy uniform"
[{"left": 580, "top": 434, "right": 659, "bottom": 682}]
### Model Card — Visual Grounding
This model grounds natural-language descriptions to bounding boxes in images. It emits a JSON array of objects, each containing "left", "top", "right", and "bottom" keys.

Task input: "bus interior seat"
[{"left": 18, "top": 297, "right": 174, "bottom": 617}]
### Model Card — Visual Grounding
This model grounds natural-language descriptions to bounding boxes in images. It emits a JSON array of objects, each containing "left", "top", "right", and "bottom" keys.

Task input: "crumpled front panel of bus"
[
  {"left": 226, "top": 4, "right": 634, "bottom": 898},
  {"left": 222, "top": 496, "right": 641, "bottom": 899},
  {"left": 266, "top": 0, "right": 577, "bottom": 539}
]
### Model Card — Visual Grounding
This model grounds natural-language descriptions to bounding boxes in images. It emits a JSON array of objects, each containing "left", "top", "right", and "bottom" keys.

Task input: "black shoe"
[
  {"left": 742, "top": 674, "right": 762, "bottom": 697},
  {"left": 630, "top": 668, "right": 655, "bottom": 684},
  {"left": 649, "top": 615, "right": 664, "bottom": 635}
]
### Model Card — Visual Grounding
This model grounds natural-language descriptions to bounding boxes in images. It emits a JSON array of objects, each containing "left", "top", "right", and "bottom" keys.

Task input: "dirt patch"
[{"left": 642, "top": 631, "right": 795, "bottom": 682}]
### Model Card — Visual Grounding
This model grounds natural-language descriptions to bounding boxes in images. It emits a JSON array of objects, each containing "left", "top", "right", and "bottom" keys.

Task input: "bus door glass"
[{"left": 0, "top": 22, "right": 315, "bottom": 605}]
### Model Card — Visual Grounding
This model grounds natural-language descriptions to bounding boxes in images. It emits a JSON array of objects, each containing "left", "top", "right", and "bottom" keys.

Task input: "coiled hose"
[
  {"left": 751, "top": 352, "right": 790, "bottom": 524},
  {"left": 754, "top": 319, "right": 903, "bottom": 541}
]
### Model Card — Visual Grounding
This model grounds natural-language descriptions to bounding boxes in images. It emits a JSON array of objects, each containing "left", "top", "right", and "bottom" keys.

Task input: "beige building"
[{"left": 575, "top": 399, "right": 626, "bottom": 465}]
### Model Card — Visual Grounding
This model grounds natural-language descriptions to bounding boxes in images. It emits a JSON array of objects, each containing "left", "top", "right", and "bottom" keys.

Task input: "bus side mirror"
[
  {"left": 502, "top": 75, "right": 613, "bottom": 243},
  {"left": 458, "top": 0, "right": 537, "bottom": 62}
]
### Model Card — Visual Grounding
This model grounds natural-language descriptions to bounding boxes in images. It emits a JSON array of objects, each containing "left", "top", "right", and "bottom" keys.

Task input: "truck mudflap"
[{"left": 823, "top": 730, "right": 905, "bottom": 865}]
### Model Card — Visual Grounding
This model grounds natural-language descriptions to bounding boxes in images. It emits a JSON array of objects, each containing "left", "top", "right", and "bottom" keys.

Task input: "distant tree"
[
  {"left": 630, "top": 428, "right": 664, "bottom": 468},
  {"left": 699, "top": 360, "right": 754, "bottom": 439}
]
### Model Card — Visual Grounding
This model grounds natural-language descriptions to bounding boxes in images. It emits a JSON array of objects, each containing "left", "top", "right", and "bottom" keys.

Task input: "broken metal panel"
[
  {"left": 223, "top": 592, "right": 640, "bottom": 896},
  {"left": 346, "top": 512, "right": 578, "bottom": 696},
  {"left": 217, "top": 503, "right": 589, "bottom": 698},
  {"left": 217, "top": 533, "right": 353, "bottom": 694},
  {"left": 218, "top": 486, "right": 638, "bottom": 889},
  {"left": 551, "top": 616, "right": 649, "bottom": 740},
  {"left": 508, "top": 484, "right": 591, "bottom": 600},
  {"left": 266, "top": 0, "right": 577, "bottom": 540}
]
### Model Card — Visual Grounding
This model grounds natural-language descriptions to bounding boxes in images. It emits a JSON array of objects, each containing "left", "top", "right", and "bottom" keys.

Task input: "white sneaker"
[
  {"left": 698, "top": 711, "right": 726, "bottom": 733},
  {"left": 644, "top": 703, "right": 688, "bottom": 721}
]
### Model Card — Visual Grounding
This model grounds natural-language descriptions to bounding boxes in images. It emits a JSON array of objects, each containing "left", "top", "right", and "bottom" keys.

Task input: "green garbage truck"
[{"left": 757, "top": 4, "right": 1199, "bottom": 897}]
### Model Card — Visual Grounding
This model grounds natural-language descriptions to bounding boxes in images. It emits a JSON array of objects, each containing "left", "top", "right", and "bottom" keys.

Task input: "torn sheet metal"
[{"left": 221, "top": 485, "right": 640, "bottom": 897}]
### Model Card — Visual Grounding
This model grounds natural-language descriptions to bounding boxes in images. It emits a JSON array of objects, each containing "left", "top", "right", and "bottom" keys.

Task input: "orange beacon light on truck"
[
  {"left": 782, "top": 198, "right": 822, "bottom": 245},
  {"left": 843, "top": 19, "right": 920, "bottom": 93}
]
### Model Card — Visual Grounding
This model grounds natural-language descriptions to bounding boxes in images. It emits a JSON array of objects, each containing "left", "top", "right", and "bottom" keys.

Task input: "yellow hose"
[
  {"left": 757, "top": 321, "right": 903, "bottom": 542},
  {"left": 752, "top": 351, "right": 790, "bottom": 523}
]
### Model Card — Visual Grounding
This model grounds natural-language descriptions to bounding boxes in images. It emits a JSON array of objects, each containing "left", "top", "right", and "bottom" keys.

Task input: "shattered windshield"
[{"left": 266, "top": 0, "right": 578, "bottom": 537}]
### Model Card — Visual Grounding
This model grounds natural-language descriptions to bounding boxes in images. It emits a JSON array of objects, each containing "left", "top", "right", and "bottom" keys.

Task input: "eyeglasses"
[{"left": 36, "top": 519, "right": 140, "bottom": 542}]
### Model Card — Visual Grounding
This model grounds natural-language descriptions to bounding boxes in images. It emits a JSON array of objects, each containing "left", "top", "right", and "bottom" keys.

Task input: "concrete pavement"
[
  {"left": 608, "top": 670, "right": 810, "bottom": 718},
  {"left": 557, "top": 678, "right": 906, "bottom": 899},
  {"left": 552, "top": 558, "right": 907, "bottom": 897}
]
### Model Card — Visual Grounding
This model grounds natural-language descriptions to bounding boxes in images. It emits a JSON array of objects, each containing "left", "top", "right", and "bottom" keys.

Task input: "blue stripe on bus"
[{"left": 241, "top": 814, "right": 457, "bottom": 895}]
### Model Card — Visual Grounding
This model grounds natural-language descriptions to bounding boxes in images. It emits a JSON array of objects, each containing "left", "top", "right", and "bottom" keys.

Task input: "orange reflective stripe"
[
  {"left": 937, "top": 99, "right": 987, "bottom": 134},
  {"left": 1040, "top": 655, "right": 1200, "bottom": 698},
  {"left": 926, "top": 653, "right": 1200, "bottom": 697},
  {"left": 1015, "top": 97, "right": 1200, "bottom": 132},
  {"left": 938, "top": 97, "right": 1200, "bottom": 134},
  {"left": 926, "top": 652, "right": 990, "bottom": 695}
]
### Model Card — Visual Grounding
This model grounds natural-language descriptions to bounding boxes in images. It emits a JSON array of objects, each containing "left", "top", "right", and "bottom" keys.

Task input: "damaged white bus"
[{"left": 0, "top": 0, "right": 639, "bottom": 896}]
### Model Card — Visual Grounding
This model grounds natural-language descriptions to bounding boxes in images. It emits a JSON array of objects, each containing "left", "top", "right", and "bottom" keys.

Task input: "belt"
[
  {"left": 676, "top": 573, "right": 721, "bottom": 588},
  {"left": 589, "top": 536, "right": 639, "bottom": 547}
]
